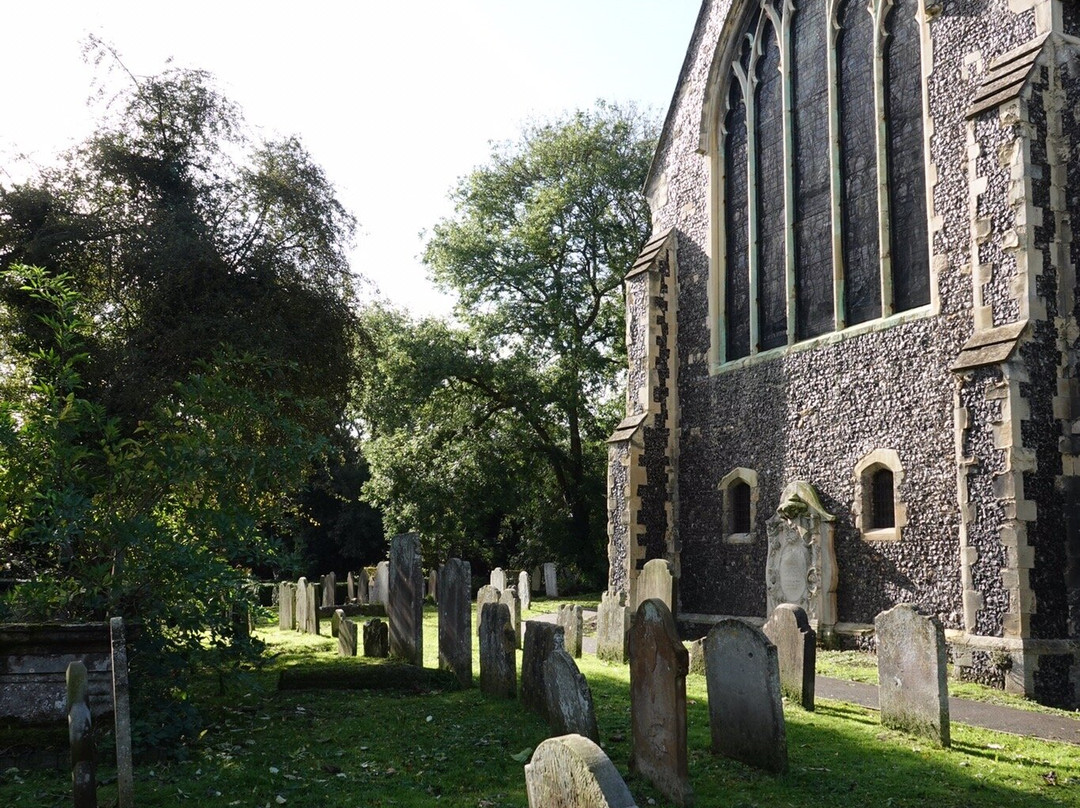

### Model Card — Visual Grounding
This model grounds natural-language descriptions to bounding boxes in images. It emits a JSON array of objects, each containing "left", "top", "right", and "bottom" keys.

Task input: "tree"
[{"left": 359, "top": 104, "right": 656, "bottom": 582}]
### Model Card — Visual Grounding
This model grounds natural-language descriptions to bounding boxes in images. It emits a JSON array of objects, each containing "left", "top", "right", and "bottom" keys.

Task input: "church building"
[{"left": 607, "top": 0, "right": 1080, "bottom": 705}]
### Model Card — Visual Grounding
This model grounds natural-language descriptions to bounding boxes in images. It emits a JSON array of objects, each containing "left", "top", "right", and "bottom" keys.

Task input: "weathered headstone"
[
  {"left": 322, "top": 572, "right": 337, "bottom": 608},
  {"left": 543, "top": 649, "right": 600, "bottom": 742},
  {"left": 109, "top": 617, "right": 134, "bottom": 808},
  {"left": 524, "top": 734, "right": 637, "bottom": 808},
  {"left": 479, "top": 602, "right": 516, "bottom": 698},
  {"left": 596, "top": 590, "right": 631, "bottom": 664},
  {"left": 634, "top": 558, "right": 677, "bottom": 616},
  {"left": 531, "top": 566, "right": 543, "bottom": 593},
  {"left": 67, "top": 661, "right": 96, "bottom": 808},
  {"left": 303, "top": 582, "right": 320, "bottom": 634},
  {"left": 363, "top": 619, "right": 390, "bottom": 658},
  {"left": 476, "top": 584, "right": 502, "bottom": 636},
  {"left": 295, "top": 577, "right": 308, "bottom": 632},
  {"left": 875, "top": 603, "right": 950, "bottom": 747},
  {"left": 543, "top": 562, "right": 558, "bottom": 597},
  {"left": 278, "top": 582, "right": 295, "bottom": 630},
  {"left": 628, "top": 599, "right": 692, "bottom": 807},
  {"left": 331, "top": 608, "right": 342, "bottom": 638},
  {"left": 428, "top": 569, "right": 438, "bottom": 604},
  {"left": 704, "top": 618, "right": 788, "bottom": 773},
  {"left": 337, "top": 611, "right": 357, "bottom": 657},
  {"left": 389, "top": 533, "right": 424, "bottom": 666},
  {"left": 491, "top": 567, "right": 507, "bottom": 591},
  {"left": 762, "top": 604, "right": 816, "bottom": 710},
  {"left": 557, "top": 604, "right": 583, "bottom": 658},
  {"left": 501, "top": 587, "right": 522, "bottom": 650},
  {"left": 518, "top": 571, "right": 531, "bottom": 611},
  {"left": 686, "top": 638, "right": 706, "bottom": 675},
  {"left": 357, "top": 569, "right": 370, "bottom": 604},
  {"left": 373, "top": 561, "right": 390, "bottom": 605},
  {"left": 438, "top": 558, "right": 472, "bottom": 687},
  {"left": 347, "top": 571, "right": 357, "bottom": 602},
  {"left": 522, "top": 620, "right": 565, "bottom": 720}
]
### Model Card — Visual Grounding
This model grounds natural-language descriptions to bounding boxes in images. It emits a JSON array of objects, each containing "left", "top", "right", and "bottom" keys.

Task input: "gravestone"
[
  {"left": 357, "top": 569, "right": 370, "bottom": 604},
  {"left": 347, "top": 571, "right": 357, "bottom": 602},
  {"left": 295, "top": 578, "right": 309, "bottom": 632},
  {"left": 322, "top": 572, "right": 337, "bottom": 608},
  {"left": 634, "top": 558, "right": 678, "bottom": 616},
  {"left": 438, "top": 558, "right": 473, "bottom": 688},
  {"left": 476, "top": 584, "right": 502, "bottom": 636},
  {"left": 543, "top": 562, "right": 559, "bottom": 597},
  {"left": 628, "top": 599, "right": 692, "bottom": 807},
  {"left": 389, "top": 533, "right": 423, "bottom": 666},
  {"left": 686, "top": 638, "right": 706, "bottom": 675},
  {"left": 373, "top": 561, "right": 390, "bottom": 606},
  {"left": 762, "top": 604, "right": 816, "bottom": 710},
  {"left": 428, "top": 569, "right": 438, "bottom": 604},
  {"left": 331, "top": 608, "right": 342, "bottom": 638},
  {"left": 278, "top": 582, "right": 295, "bottom": 630},
  {"left": 479, "top": 602, "right": 516, "bottom": 698},
  {"left": 543, "top": 648, "right": 600, "bottom": 742},
  {"left": 531, "top": 566, "right": 543, "bottom": 593},
  {"left": 491, "top": 567, "right": 507, "bottom": 591},
  {"left": 109, "top": 617, "right": 134, "bottom": 808},
  {"left": 765, "top": 481, "right": 838, "bottom": 645},
  {"left": 524, "top": 734, "right": 638, "bottom": 808},
  {"left": 519, "top": 571, "right": 531, "bottom": 611},
  {"left": 522, "top": 620, "right": 565, "bottom": 720},
  {"left": 303, "top": 582, "right": 320, "bottom": 634},
  {"left": 363, "top": 619, "right": 390, "bottom": 658},
  {"left": 596, "top": 590, "right": 631, "bottom": 664},
  {"left": 501, "top": 587, "right": 522, "bottom": 649},
  {"left": 337, "top": 612, "right": 357, "bottom": 657},
  {"left": 875, "top": 603, "right": 950, "bottom": 747},
  {"left": 67, "top": 661, "right": 96, "bottom": 808},
  {"left": 704, "top": 619, "right": 787, "bottom": 773},
  {"left": 557, "top": 604, "right": 583, "bottom": 658}
]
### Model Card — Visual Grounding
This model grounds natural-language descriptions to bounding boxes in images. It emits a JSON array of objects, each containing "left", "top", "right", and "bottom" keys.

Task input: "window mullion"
[
  {"left": 874, "top": 0, "right": 895, "bottom": 316},
  {"left": 826, "top": 0, "right": 846, "bottom": 331},
  {"left": 746, "top": 44, "right": 761, "bottom": 354},
  {"left": 780, "top": 0, "right": 797, "bottom": 346}
]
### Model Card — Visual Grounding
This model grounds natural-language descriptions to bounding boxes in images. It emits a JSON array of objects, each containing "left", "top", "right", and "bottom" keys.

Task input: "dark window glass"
[
  {"left": 838, "top": 0, "right": 881, "bottom": 325},
  {"left": 885, "top": 0, "right": 930, "bottom": 312},
  {"left": 870, "top": 468, "right": 895, "bottom": 529},
  {"left": 725, "top": 78, "right": 751, "bottom": 360},
  {"left": 756, "top": 21, "right": 787, "bottom": 350},
  {"left": 792, "top": 0, "right": 834, "bottom": 339},
  {"left": 731, "top": 480, "right": 752, "bottom": 533}
]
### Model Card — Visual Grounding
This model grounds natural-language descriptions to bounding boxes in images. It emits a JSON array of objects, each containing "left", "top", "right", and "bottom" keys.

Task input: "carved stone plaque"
[{"left": 765, "top": 481, "right": 837, "bottom": 644}]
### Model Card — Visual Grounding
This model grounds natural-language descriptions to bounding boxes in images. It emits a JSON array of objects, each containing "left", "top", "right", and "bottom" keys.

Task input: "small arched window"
[
  {"left": 855, "top": 450, "right": 906, "bottom": 541},
  {"left": 720, "top": 468, "right": 758, "bottom": 543}
]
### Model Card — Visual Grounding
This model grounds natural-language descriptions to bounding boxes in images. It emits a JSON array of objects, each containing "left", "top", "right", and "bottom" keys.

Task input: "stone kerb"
[
  {"left": 543, "top": 648, "right": 600, "bottom": 742},
  {"left": 479, "top": 602, "right": 516, "bottom": 698},
  {"left": 875, "top": 604, "right": 950, "bottom": 747},
  {"left": 557, "top": 604, "right": 584, "bottom": 658},
  {"left": 703, "top": 618, "right": 788, "bottom": 773},
  {"left": 518, "top": 571, "right": 531, "bottom": 611},
  {"left": 501, "top": 587, "right": 522, "bottom": 650},
  {"left": 762, "top": 604, "right": 816, "bottom": 710},
  {"left": 633, "top": 558, "right": 677, "bottom": 617},
  {"left": 596, "top": 590, "right": 631, "bottom": 664},
  {"left": 388, "top": 533, "right": 424, "bottom": 666},
  {"left": 438, "top": 558, "right": 472, "bottom": 688},
  {"left": 628, "top": 598, "right": 692, "bottom": 807},
  {"left": 524, "top": 734, "right": 638, "bottom": 808},
  {"left": 337, "top": 611, "right": 357, "bottom": 657},
  {"left": 476, "top": 585, "right": 502, "bottom": 637},
  {"left": 521, "top": 620, "right": 566, "bottom": 721}
]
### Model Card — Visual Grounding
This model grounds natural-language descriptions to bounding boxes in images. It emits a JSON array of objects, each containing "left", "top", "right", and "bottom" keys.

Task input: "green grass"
[{"left": 3, "top": 607, "right": 1079, "bottom": 807}]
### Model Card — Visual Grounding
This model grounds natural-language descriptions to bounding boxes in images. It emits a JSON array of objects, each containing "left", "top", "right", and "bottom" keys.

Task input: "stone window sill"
[
  {"left": 723, "top": 532, "right": 753, "bottom": 545},
  {"left": 862, "top": 527, "right": 901, "bottom": 543}
]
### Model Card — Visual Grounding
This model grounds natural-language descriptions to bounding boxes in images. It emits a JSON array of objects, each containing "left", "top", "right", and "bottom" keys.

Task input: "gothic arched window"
[{"left": 718, "top": 0, "right": 929, "bottom": 362}]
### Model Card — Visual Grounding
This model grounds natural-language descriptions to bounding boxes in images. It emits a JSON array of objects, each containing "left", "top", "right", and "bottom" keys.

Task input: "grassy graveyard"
[{"left": 2, "top": 599, "right": 1079, "bottom": 807}]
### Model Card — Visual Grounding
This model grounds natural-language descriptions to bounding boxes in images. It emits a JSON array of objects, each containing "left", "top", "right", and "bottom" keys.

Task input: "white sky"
[{"left": 1, "top": 1, "right": 701, "bottom": 316}]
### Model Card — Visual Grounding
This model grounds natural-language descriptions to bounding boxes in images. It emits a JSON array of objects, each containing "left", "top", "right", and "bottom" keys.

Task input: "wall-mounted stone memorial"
[
  {"left": 765, "top": 481, "right": 837, "bottom": 645},
  {"left": 438, "top": 558, "right": 472, "bottom": 687},
  {"left": 875, "top": 603, "right": 950, "bottom": 747},
  {"left": 389, "top": 533, "right": 423, "bottom": 666},
  {"left": 704, "top": 619, "right": 787, "bottom": 773},
  {"left": 524, "top": 734, "right": 638, "bottom": 808},
  {"left": 762, "top": 604, "right": 815, "bottom": 710}
]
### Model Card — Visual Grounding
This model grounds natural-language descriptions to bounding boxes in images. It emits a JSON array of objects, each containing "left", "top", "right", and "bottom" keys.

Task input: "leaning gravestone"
[
  {"left": 501, "top": 587, "right": 522, "bottom": 650},
  {"left": 629, "top": 598, "right": 692, "bottom": 807},
  {"left": 363, "top": 619, "right": 389, "bottom": 658},
  {"left": 322, "top": 572, "right": 337, "bottom": 608},
  {"left": 337, "top": 611, "right": 357, "bottom": 657},
  {"left": 389, "top": 533, "right": 423, "bottom": 666},
  {"left": 438, "top": 558, "right": 472, "bottom": 687},
  {"left": 476, "top": 584, "right": 502, "bottom": 636},
  {"left": 491, "top": 567, "right": 507, "bottom": 591},
  {"left": 634, "top": 558, "right": 678, "bottom": 616},
  {"left": 762, "top": 604, "right": 816, "bottom": 710},
  {"left": 543, "top": 648, "right": 600, "bottom": 742},
  {"left": 596, "top": 591, "right": 631, "bottom": 664},
  {"left": 875, "top": 603, "right": 950, "bottom": 747},
  {"left": 557, "top": 604, "right": 583, "bottom": 658},
  {"left": 519, "top": 571, "right": 531, "bottom": 611},
  {"left": 543, "top": 563, "right": 559, "bottom": 597},
  {"left": 479, "top": 602, "right": 516, "bottom": 698},
  {"left": 278, "top": 582, "right": 295, "bottom": 630},
  {"left": 522, "top": 620, "right": 565, "bottom": 720},
  {"left": 704, "top": 619, "right": 787, "bottom": 773},
  {"left": 373, "top": 561, "right": 390, "bottom": 606},
  {"left": 524, "top": 734, "right": 637, "bottom": 808}
]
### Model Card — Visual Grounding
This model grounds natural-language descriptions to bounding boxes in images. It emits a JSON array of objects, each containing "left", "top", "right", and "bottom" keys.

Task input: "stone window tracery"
[{"left": 717, "top": 0, "right": 930, "bottom": 362}]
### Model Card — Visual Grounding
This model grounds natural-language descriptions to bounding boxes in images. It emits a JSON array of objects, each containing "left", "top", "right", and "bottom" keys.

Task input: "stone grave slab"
[
  {"left": 476, "top": 584, "right": 502, "bottom": 636},
  {"left": 388, "top": 533, "right": 423, "bottom": 666},
  {"left": 543, "top": 648, "right": 599, "bottom": 742},
  {"left": 337, "top": 611, "right": 357, "bottom": 657},
  {"left": 518, "top": 571, "right": 531, "bottom": 611},
  {"left": 321, "top": 572, "right": 337, "bottom": 608},
  {"left": 373, "top": 561, "right": 390, "bottom": 605},
  {"left": 522, "top": 620, "right": 565, "bottom": 720},
  {"left": 596, "top": 590, "right": 630, "bottom": 664},
  {"left": 557, "top": 604, "right": 583, "bottom": 658},
  {"left": 524, "top": 734, "right": 638, "bottom": 808},
  {"left": 363, "top": 619, "right": 389, "bottom": 658},
  {"left": 491, "top": 567, "right": 507, "bottom": 591},
  {"left": 278, "top": 582, "right": 295, "bottom": 630},
  {"left": 501, "top": 587, "right": 522, "bottom": 650},
  {"left": 479, "top": 602, "right": 516, "bottom": 698},
  {"left": 762, "top": 604, "right": 815, "bottom": 710},
  {"left": 543, "top": 563, "right": 558, "bottom": 597},
  {"left": 634, "top": 558, "right": 677, "bottom": 616},
  {"left": 438, "top": 558, "right": 472, "bottom": 687}
]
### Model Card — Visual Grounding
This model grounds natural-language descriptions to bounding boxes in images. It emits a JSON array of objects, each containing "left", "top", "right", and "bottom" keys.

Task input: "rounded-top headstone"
[{"left": 524, "top": 734, "right": 637, "bottom": 808}]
